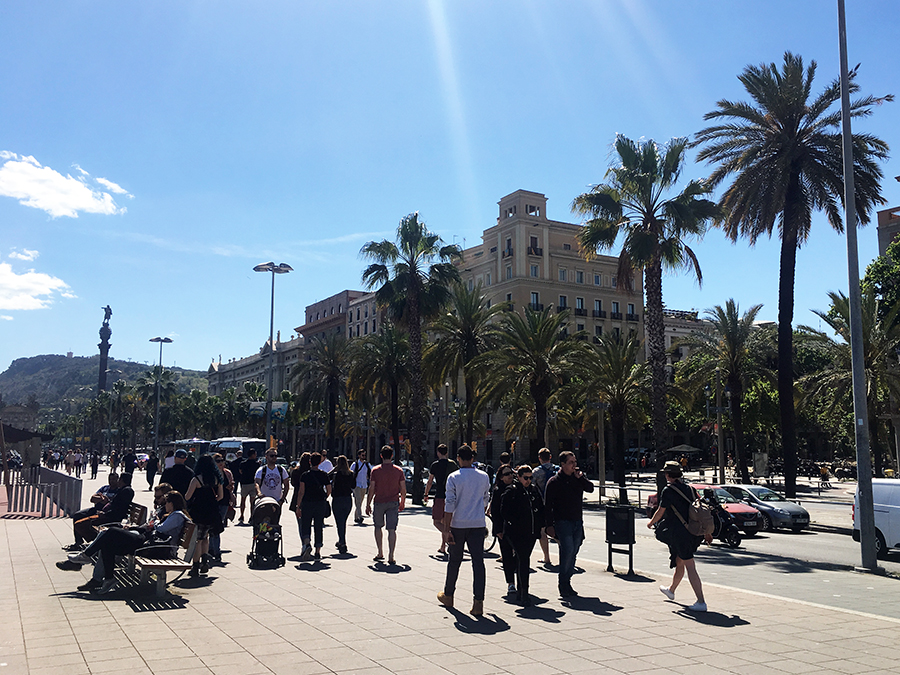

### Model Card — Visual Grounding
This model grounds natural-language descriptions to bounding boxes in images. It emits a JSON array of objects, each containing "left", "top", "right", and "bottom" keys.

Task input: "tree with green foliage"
[
  {"left": 292, "top": 334, "right": 349, "bottom": 457},
  {"left": 693, "top": 52, "right": 891, "bottom": 496},
  {"left": 862, "top": 238, "right": 900, "bottom": 329},
  {"left": 573, "top": 134, "right": 718, "bottom": 460},
  {"left": 361, "top": 213, "right": 461, "bottom": 502}
]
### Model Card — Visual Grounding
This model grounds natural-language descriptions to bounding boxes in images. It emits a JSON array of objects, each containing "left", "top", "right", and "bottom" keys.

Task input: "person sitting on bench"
[
  {"left": 58, "top": 491, "right": 189, "bottom": 595},
  {"left": 63, "top": 473, "right": 120, "bottom": 552},
  {"left": 71, "top": 473, "right": 135, "bottom": 547}
]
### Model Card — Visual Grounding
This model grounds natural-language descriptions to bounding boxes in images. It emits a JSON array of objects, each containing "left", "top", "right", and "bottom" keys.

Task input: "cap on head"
[{"left": 174, "top": 449, "right": 188, "bottom": 459}]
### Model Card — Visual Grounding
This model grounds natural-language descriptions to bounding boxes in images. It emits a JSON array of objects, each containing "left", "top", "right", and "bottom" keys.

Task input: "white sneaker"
[
  {"left": 68, "top": 552, "right": 93, "bottom": 566},
  {"left": 507, "top": 583, "right": 516, "bottom": 594},
  {"left": 687, "top": 601, "right": 707, "bottom": 612},
  {"left": 659, "top": 585, "right": 675, "bottom": 601}
]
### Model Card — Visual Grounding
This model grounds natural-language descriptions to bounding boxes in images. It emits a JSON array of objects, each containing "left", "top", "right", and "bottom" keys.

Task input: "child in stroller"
[{"left": 247, "top": 497, "right": 286, "bottom": 568}]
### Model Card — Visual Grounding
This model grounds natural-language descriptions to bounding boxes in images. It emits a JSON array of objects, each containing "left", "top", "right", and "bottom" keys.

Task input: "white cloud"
[
  {"left": 8, "top": 248, "right": 39, "bottom": 261},
  {"left": 0, "top": 262, "right": 73, "bottom": 310},
  {"left": 0, "top": 152, "right": 132, "bottom": 218},
  {"left": 0, "top": 315, "right": 12, "bottom": 321}
]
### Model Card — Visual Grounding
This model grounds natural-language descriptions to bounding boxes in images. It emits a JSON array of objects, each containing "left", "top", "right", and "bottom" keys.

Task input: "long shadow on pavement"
[
  {"left": 368, "top": 562, "right": 411, "bottom": 574},
  {"left": 674, "top": 608, "right": 750, "bottom": 628},
  {"left": 561, "top": 595, "right": 622, "bottom": 617},
  {"left": 446, "top": 608, "right": 510, "bottom": 635},
  {"left": 694, "top": 545, "right": 859, "bottom": 574}
]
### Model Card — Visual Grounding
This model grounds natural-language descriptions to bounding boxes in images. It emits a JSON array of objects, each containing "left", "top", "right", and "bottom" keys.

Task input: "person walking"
[
  {"left": 350, "top": 449, "right": 371, "bottom": 524},
  {"left": 237, "top": 448, "right": 260, "bottom": 523},
  {"left": 89, "top": 451, "right": 99, "bottom": 480},
  {"left": 290, "top": 453, "right": 311, "bottom": 539},
  {"left": 544, "top": 450, "right": 594, "bottom": 598},
  {"left": 500, "top": 465, "right": 545, "bottom": 606},
  {"left": 647, "top": 461, "right": 710, "bottom": 612},
  {"left": 437, "top": 445, "right": 491, "bottom": 617},
  {"left": 365, "top": 445, "right": 406, "bottom": 565},
  {"left": 330, "top": 455, "right": 354, "bottom": 554},
  {"left": 532, "top": 448, "right": 558, "bottom": 566},
  {"left": 296, "top": 452, "right": 331, "bottom": 561},
  {"left": 160, "top": 449, "right": 194, "bottom": 498},
  {"left": 208, "top": 453, "right": 234, "bottom": 562},
  {"left": 255, "top": 449, "right": 290, "bottom": 505},
  {"left": 488, "top": 463, "right": 516, "bottom": 595},
  {"left": 184, "top": 454, "right": 224, "bottom": 577},
  {"left": 145, "top": 451, "right": 159, "bottom": 490},
  {"left": 423, "top": 444, "right": 456, "bottom": 555}
]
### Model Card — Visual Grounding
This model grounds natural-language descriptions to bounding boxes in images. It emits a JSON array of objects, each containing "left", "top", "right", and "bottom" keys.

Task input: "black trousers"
[
  {"left": 498, "top": 534, "right": 516, "bottom": 584},
  {"left": 71, "top": 507, "right": 98, "bottom": 544},
  {"left": 511, "top": 536, "right": 536, "bottom": 598}
]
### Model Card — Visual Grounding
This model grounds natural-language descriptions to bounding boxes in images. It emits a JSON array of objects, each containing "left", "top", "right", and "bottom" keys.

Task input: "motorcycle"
[{"left": 700, "top": 489, "right": 742, "bottom": 549}]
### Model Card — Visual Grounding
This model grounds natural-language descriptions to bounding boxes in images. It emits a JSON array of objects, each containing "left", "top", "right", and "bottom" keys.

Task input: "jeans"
[
  {"left": 300, "top": 500, "right": 328, "bottom": 548},
  {"left": 444, "top": 527, "right": 486, "bottom": 602},
  {"left": 332, "top": 496, "right": 352, "bottom": 547},
  {"left": 555, "top": 519, "right": 584, "bottom": 589}
]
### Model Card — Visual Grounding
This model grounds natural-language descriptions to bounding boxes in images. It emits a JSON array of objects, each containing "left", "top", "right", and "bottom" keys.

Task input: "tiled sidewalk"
[{"left": 1, "top": 509, "right": 897, "bottom": 675}]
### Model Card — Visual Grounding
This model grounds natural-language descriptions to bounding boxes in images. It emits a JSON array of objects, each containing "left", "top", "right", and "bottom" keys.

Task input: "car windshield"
[
  {"left": 713, "top": 488, "right": 739, "bottom": 503},
  {"left": 750, "top": 487, "right": 784, "bottom": 502}
]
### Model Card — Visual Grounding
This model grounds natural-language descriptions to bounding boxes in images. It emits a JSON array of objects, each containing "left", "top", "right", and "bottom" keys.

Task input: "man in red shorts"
[{"left": 423, "top": 444, "right": 456, "bottom": 556}]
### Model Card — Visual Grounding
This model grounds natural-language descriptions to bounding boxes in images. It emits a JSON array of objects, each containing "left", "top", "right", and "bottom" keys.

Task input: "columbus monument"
[{"left": 98, "top": 305, "right": 112, "bottom": 393}]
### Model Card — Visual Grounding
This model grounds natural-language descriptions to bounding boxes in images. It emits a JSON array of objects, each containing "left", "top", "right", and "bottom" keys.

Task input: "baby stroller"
[{"left": 246, "top": 497, "right": 286, "bottom": 568}]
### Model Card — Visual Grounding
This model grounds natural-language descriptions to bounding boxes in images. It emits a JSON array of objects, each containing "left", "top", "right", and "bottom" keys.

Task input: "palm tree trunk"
[
  {"left": 390, "top": 383, "right": 401, "bottom": 458},
  {"left": 644, "top": 260, "right": 669, "bottom": 461},
  {"left": 407, "top": 291, "right": 426, "bottom": 504},
  {"left": 465, "top": 379, "right": 474, "bottom": 445},
  {"left": 327, "top": 391, "right": 337, "bottom": 457},
  {"left": 730, "top": 380, "right": 751, "bottom": 484},
  {"left": 778, "top": 222, "right": 800, "bottom": 498},
  {"left": 533, "top": 385, "right": 549, "bottom": 460},
  {"left": 611, "top": 408, "right": 627, "bottom": 504},
  {"left": 869, "top": 406, "right": 884, "bottom": 478}
]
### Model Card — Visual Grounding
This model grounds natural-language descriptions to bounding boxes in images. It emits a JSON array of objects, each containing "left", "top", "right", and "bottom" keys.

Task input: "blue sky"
[{"left": 1, "top": 1, "right": 899, "bottom": 380}]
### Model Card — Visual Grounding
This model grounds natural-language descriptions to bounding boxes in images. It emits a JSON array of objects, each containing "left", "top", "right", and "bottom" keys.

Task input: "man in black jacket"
[
  {"left": 160, "top": 449, "right": 194, "bottom": 497},
  {"left": 544, "top": 451, "right": 594, "bottom": 598},
  {"left": 71, "top": 473, "right": 135, "bottom": 548}
]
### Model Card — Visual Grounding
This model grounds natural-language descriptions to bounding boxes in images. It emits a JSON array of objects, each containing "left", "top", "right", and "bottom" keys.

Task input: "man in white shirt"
[
  {"left": 318, "top": 451, "right": 334, "bottom": 474},
  {"left": 255, "top": 450, "right": 289, "bottom": 504},
  {"left": 350, "top": 449, "right": 371, "bottom": 524},
  {"left": 437, "top": 445, "right": 491, "bottom": 617}
]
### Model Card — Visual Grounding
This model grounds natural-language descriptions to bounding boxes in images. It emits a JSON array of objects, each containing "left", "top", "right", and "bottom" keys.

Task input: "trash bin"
[{"left": 606, "top": 505, "right": 635, "bottom": 545}]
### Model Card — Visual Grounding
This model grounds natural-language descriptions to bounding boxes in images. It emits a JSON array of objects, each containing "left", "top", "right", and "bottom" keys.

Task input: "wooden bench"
[
  {"left": 133, "top": 522, "right": 198, "bottom": 597},
  {"left": 127, "top": 503, "right": 148, "bottom": 526}
]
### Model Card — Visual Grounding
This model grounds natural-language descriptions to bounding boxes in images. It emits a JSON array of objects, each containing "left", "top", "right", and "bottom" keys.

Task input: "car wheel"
[
  {"left": 875, "top": 529, "right": 888, "bottom": 560},
  {"left": 742, "top": 527, "right": 759, "bottom": 537},
  {"left": 725, "top": 531, "right": 742, "bottom": 549},
  {"left": 760, "top": 513, "right": 773, "bottom": 532}
]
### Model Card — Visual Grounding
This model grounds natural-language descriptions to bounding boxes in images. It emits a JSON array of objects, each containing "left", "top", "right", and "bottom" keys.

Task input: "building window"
[
  {"left": 575, "top": 297, "right": 584, "bottom": 310},
  {"left": 506, "top": 266, "right": 512, "bottom": 280},
  {"left": 468, "top": 278, "right": 474, "bottom": 291},
  {"left": 558, "top": 295, "right": 567, "bottom": 309},
  {"left": 530, "top": 264, "right": 539, "bottom": 278},
  {"left": 364, "top": 322, "right": 368, "bottom": 335},
  {"left": 594, "top": 299, "right": 601, "bottom": 312},
  {"left": 530, "top": 235, "right": 539, "bottom": 249},
  {"left": 372, "top": 318, "right": 377, "bottom": 332},
  {"left": 613, "top": 327, "right": 621, "bottom": 340},
  {"left": 611, "top": 277, "right": 617, "bottom": 288},
  {"left": 486, "top": 272, "right": 491, "bottom": 286},
  {"left": 338, "top": 303, "right": 342, "bottom": 313},
  {"left": 575, "top": 270, "right": 584, "bottom": 284},
  {"left": 628, "top": 303, "right": 635, "bottom": 314},
  {"left": 576, "top": 323, "right": 584, "bottom": 332},
  {"left": 486, "top": 298, "right": 491, "bottom": 308},
  {"left": 356, "top": 309, "right": 360, "bottom": 320},
  {"left": 559, "top": 268, "right": 567, "bottom": 282},
  {"left": 506, "top": 237, "right": 512, "bottom": 250},
  {"left": 365, "top": 306, "right": 369, "bottom": 318},
  {"left": 595, "top": 325, "right": 603, "bottom": 336},
  {"left": 506, "top": 293, "right": 512, "bottom": 302},
  {"left": 594, "top": 274, "right": 601, "bottom": 286},
  {"left": 563, "top": 243, "right": 572, "bottom": 250},
  {"left": 531, "top": 292, "right": 539, "bottom": 305},
  {"left": 612, "top": 301, "right": 620, "bottom": 314}
]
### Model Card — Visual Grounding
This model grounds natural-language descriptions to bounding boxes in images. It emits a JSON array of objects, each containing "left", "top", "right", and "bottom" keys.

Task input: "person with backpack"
[
  {"left": 532, "top": 447, "right": 558, "bottom": 566},
  {"left": 350, "top": 448, "right": 372, "bottom": 524},
  {"left": 647, "top": 461, "right": 711, "bottom": 612}
]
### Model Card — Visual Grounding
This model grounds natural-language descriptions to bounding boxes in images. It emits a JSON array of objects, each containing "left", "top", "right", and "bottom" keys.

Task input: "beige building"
[
  {"left": 458, "top": 190, "right": 644, "bottom": 344},
  {"left": 0, "top": 404, "right": 37, "bottom": 432},
  {"left": 296, "top": 289, "right": 366, "bottom": 343},
  {"left": 207, "top": 333, "right": 305, "bottom": 398},
  {"left": 877, "top": 205, "right": 900, "bottom": 256}
]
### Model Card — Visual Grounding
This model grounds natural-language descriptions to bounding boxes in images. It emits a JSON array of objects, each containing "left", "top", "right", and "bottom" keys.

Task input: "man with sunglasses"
[
  {"left": 255, "top": 449, "right": 289, "bottom": 505},
  {"left": 544, "top": 451, "right": 594, "bottom": 598}
]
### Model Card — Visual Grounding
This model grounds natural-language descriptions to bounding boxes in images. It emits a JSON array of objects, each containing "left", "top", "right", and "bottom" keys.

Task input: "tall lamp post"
[
  {"left": 104, "top": 369, "right": 122, "bottom": 458},
  {"left": 149, "top": 337, "right": 173, "bottom": 459},
  {"left": 253, "top": 262, "right": 293, "bottom": 450}
]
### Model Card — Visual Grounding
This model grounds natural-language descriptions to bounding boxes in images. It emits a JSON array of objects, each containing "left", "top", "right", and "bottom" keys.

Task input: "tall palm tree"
[
  {"left": 238, "top": 381, "right": 268, "bottom": 438},
  {"left": 425, "top": 282, "right": 504, "bottom": 444},
  {"left": 693, "top": 52, "right": 891, "bottom": 496},
  {"left": 677, "top": 300, "right": 774, "bottom": 483},
  {"left": 573, "top": 134, "right": 719, "bottom": 461},
  {"left": 347, "top": 322, "right": 410, "bottom": 460},
  {"left": 583, "top": 334, "right": 648, "bottom": 503},
  {"left": 292, "top": 333, "right": 350, "bottom": 457},
  {"left": 474, "top": 307, "right": 590, "bottom": 458},
  {"left": 800, "top": 289, "right": 900, "bottom": 477},
  {"left": 361, "top": 212, "right": 461, "bottom": 502}
]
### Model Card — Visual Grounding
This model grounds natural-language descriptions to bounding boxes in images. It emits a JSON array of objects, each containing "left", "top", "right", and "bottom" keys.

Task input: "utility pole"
[
  {"left": 838, "top": 0, "right": 877, "bottom": 571},
  {"left": 716, "top": 367, "right": 725, "bottom": 484}
]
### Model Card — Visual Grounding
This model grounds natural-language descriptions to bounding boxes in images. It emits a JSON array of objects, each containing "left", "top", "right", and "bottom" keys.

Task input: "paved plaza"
[{"left": 1, "top": 471, "right": 899, "bottom": 675}]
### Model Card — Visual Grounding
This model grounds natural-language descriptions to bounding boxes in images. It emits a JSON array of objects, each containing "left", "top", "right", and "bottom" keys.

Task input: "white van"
[{"left": 853, "top": 479, "right": 900, "bottom": 558}]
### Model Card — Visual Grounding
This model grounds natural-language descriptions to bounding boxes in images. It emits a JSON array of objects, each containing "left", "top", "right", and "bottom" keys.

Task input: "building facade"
[
  {"left": 207, "top": 333, "right": 305, "bottom": 398},
  {"left": 877, "top": 205, "right": 900, "bottom": 256}
]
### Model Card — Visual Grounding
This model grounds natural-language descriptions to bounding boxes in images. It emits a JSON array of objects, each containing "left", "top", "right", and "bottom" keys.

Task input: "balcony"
[
  {"left": 574, "top": 308, "right": 587, "bottom": 316},
  {"left": 592, "top": 309, "right": 606, "bottom": 318},
  {"left": 501, "top": 248, "right": 514, "bottom": 259},
  {"left": 528, "top": 302, "right": 544, "bottom": 311},
  {"left": 626, "top": 313, "right": 640, "bottom": 322},
  {"left": 611, "top": 312, "right": 623, "bottom": 320},
  {"left": 527, "top": 246, "right": 543, "bottom": 256}
]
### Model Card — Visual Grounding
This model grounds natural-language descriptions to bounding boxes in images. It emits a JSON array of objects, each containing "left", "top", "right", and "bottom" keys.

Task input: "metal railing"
[{"left": 4, "top": 466, "right": 82, "bottom": 517}]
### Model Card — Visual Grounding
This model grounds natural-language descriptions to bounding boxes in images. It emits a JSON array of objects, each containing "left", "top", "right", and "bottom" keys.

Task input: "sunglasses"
[
  {"left": 500, "top": 472, "right": 513, "bottom": 478},
  {"left": 521, "top": 475, "right": 533, "bottom": 481},
  {"left": 215, "top": 459, "right": 224, "bottom": 463}
]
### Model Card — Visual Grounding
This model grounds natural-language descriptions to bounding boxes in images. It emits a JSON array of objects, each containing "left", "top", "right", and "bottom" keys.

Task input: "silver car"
[{"left": 720, "top": 485, "right": 810, "bottom": 532}]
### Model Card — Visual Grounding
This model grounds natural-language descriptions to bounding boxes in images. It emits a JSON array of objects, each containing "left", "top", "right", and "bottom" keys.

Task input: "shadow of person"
[
  {"left": 675, "top": 609, "right": 750, "bottom": 627},
  {"left": 514, "top": 601, "right": 565, "bottom": 623},
  {"left": 560, "top": 595, "right": 622, "bottom": 617},
  {"left": 446, "top": 608, "right": 510, "bottom": 635},
  {"left": 295, "top": 560, "right": 331, "bottom": 571},
  {"left": 331, "top": 552, "right": 357, "bottom": 560},
  {"left": 368, "top": 562, "right": 411, "bottom": 574},
  {"left": 612, "top": 572, "right": 655, "bottom": 583}
]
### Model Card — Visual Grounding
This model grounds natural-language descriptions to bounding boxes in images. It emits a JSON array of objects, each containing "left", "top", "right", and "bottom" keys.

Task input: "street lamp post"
[
  {"left": 104, "top": 369, "right": 122, "bottom": 458},
  {"left": 149, "top": 337, "right": 173, "bottom": 459},
  {"left": 253, "top": 262, "right": 293, "bottom": 451}
]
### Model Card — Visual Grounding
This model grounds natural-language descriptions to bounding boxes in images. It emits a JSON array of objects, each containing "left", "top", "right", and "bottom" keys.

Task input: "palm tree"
[
  {"left": 693, "top": 52, "right": 891, "bottom": 497},
  {"left": 800, "top": 289, "right": 900, "bottom": 477},
  {"left": 677, "top": 300, "right": 774, "bottom": 483},
  {"left": 573, "top": 134, "right": 719, "bottom": 461},
  {"left": 361, "top": 212, "right": 461, "bottom": 502},
  {"left": 425, "top": 282, "right": 504, "bottom": 444},
  {"left": 292, "top": 333, "right": 349, "bottom": 457},
  {"left": 474, "top": 307, "right": 590, "bottom": 458},
  {"left": 347, "top": 322, "right": 410, "bottom": 460},
  {"left": 583, "top": 334, "right": 648, "bottom": 503},
  {"left": 238, "top": 381, "right": 268, "bottom": 438}
]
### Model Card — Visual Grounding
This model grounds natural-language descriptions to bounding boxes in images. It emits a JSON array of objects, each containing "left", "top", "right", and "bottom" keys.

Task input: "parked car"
[
  {"left": 720, "top": 484, "right": 810, "bottom": 532},
  {"left": 691, "top": 484, "right": 761, "bottom": 536},
  {"left": 853, "top": 478, "right": 900, "bottom": 559}
]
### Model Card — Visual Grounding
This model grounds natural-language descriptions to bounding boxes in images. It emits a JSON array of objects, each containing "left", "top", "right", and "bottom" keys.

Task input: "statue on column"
[{"left": 98, "top": 306, "right": 112, "bottom": 393}]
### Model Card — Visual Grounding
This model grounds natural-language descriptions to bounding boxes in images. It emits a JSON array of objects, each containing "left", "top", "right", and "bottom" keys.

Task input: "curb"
[{"left": 809, "top": 522, "right": 853, "bottom": 536}]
